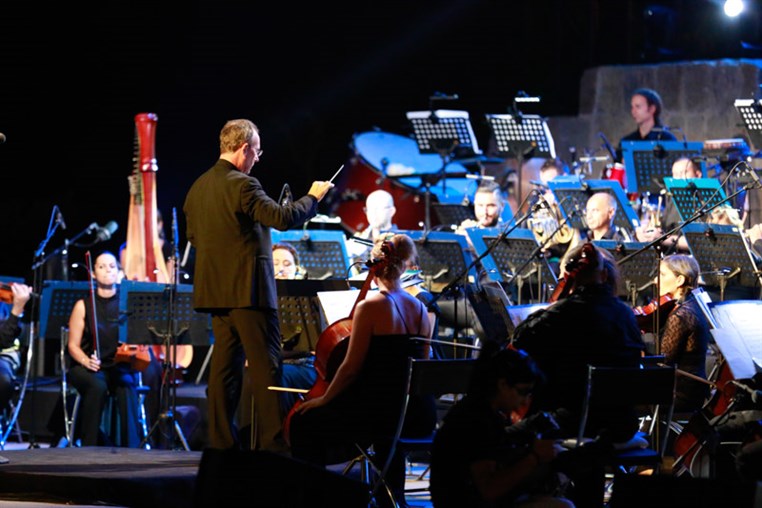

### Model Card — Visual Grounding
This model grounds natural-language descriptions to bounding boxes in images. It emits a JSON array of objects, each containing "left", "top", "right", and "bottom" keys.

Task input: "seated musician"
[
  {"left": 512, "top": 242, "right": 646, "bottom": 506},
  {"left": 635, "top": 157, "right": 702, "bottom": 254},
  {"left": 652, "top": 254, "right": 711, "bottom": 413},
  {"left": 67, "top": 251, "right": 143, "bottom": 447},
  {"left": 582, "top": 192, "right": 629, "bottom": 242},
  {"left": 289, "top": 233, "right": 436, "bottom": 506},
  {"left": 0, "top": 282, "right": 32, "bottom": 416},
  {"left": 346, "top": 189, "right": 398, "bottom": 274}
]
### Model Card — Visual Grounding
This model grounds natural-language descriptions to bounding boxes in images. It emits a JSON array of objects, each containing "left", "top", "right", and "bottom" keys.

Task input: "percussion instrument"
[{"left": 330, "top": 131, "right": 475, "bottom": 232}]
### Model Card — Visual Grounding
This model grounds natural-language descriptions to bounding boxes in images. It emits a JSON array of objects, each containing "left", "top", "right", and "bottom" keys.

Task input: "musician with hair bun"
[
  {"left": 289, "top": 233, "right": 435, "bottom": 507},
  {"left": 67, "top": 250, "right": 143, "bottom": 448}
]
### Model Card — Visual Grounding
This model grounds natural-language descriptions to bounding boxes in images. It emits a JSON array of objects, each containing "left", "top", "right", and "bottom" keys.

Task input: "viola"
[
  {"left": 282, "top": 256, "right": 385, "bottom": 444},
  {"left": 632, "top": 294, "right": 677, "bottom": 332}
]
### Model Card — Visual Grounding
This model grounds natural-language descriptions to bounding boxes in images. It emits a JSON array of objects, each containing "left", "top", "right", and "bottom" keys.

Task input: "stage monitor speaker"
[{"left": 194, "top": 449, "right": 371, "bottom": 508}]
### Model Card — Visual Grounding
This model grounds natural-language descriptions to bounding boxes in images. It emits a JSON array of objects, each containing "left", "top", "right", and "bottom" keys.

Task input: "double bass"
[{"left": 282, "top": 257, "right": 385, "bottom": 444}]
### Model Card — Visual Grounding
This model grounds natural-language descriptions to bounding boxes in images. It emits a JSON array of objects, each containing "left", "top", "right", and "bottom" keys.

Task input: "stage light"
[{"left": 724, "top": 0, "right": 745, "bottom": 17}]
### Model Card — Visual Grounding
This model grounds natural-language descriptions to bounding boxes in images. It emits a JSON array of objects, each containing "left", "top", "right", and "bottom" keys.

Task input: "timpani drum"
[{"left": 330, "top": 131, "right": 474, "bottom": 232}]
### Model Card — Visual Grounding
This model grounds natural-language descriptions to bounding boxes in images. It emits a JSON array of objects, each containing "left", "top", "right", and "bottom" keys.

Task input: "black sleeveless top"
[{"left": 82, "top": 291, "right": 120, "bottom": 367}]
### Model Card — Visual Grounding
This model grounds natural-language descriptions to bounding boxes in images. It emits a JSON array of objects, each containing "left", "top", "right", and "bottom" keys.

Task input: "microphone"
[
  {"left": 653, "top": 144, "right": 667, "bottom": 159},
  {"left": 530, "top": 192, "right": 550, "bottom": 213},
  {"left": 738, "top": 162, "right": 762, "bottom": 187},
  {"left": 704, "top": 226, "right": 716, "bottom": 242},
  {"left": 572, "top": 202, "right": 588, "bottom": 230},
  {"left": 55, "top": 207, "right": 67, "bottom": 230},
  {"left": 279, "top": 183, "right": 292, "bottom": 207},
  {"left": 687, "top": 181, "right": 699, "bottom": 194},
  {"left": 95, "top": 221, "right": 118, "bottom": 242},
  {"left": 0, "top": 133, "right": 6, "bottom": 144}
]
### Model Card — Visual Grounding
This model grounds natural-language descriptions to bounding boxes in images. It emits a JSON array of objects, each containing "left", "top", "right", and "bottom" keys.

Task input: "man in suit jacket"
[{"left": 184, "top": 119, "right": 333, "bottom": 452}]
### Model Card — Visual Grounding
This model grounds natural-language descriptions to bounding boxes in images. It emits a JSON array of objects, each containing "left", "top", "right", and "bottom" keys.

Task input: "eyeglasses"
[{"left": 253, "top": 148, "right": 264, "bottom": 158}]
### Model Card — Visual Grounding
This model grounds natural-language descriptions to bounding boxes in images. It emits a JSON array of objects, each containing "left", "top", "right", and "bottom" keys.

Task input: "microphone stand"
[{"left": 31, "top": 224, "right": 98, "bottom": 273}]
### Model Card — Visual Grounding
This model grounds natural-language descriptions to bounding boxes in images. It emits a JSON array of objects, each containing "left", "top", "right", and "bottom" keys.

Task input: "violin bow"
[{"left": 84, "top": 251, "right": 101, "bottom": 361}]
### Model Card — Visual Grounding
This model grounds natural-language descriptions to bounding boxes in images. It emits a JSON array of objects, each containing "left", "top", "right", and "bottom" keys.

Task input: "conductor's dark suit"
[{"left": 184, "top": 159, "right": 318, "bottom": 451}]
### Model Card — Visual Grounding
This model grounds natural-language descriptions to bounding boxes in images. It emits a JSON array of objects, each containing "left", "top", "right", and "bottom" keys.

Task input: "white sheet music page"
[{"left": 709, "top": 300, "right": 762, "bottom": 376}]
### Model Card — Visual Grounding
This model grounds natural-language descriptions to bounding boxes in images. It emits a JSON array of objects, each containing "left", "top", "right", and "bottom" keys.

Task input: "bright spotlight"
[{"left": 724, "top": 0, "right": 745, "bottom": 17}]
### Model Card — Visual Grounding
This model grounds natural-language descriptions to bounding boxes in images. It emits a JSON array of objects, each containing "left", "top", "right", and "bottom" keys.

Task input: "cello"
[{"left": 282, "top": 254, "right": 386, "bottom": 444}]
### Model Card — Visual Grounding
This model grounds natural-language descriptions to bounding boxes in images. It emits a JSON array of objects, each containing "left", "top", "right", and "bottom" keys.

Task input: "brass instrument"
[{"left": 528, "top": 202, "right": 574, "bottom": 247}]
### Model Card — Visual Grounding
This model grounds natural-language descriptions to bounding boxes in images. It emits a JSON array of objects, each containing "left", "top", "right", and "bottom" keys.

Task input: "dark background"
[{"left": 1, "top": 0, "right": 760, "bottom": 281}]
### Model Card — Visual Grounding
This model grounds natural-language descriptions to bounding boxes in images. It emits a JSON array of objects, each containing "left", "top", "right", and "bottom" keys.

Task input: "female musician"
[
  {"left": 67, "top": 251, "right": 142, "bottom": 447},
  {"left": 655, "top": 254, "right": 711, "bottom": 413},
  {"left": 289, "top": 233, "right": 435, "bottom": 506}
]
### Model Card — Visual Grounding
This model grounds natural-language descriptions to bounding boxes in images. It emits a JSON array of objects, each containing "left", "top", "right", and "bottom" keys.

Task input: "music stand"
[
  {"left": 39, "top": 281, "right": 91, "bottom": 340},
  {"left": 119, "top": 280, "right": 211, "bottom": 450},
  {"left": 547, "top": 178, "right": 640, "bottom": 238},
  {"left": 734, "top": 99, "right": 762, "bottom": 150},
  {"left": 397, "top": 230, "right": 476, "bottom": 290},
  {"left": 406, "top": 110, "right": 481, "bottom": 229},
  {"left": 620, "top": 140, "right": 704, "bottom": 195},
  {"left": 466, "top": 227, "right": 557, "bottom": 304},
  {"left": 275, "top": 279, "right": 351, "bottom": 355},
  {"left": 664, "top": 177, "right": 728, "bottom": 222},
  {"left": 682, "top": 223, "right": 762, "bottom": 299},
  {"left": 485, "top": 112, "right": 556, "bottom": 205},
  {"left": 431, "top": 203, "right": 475, "bottom": 228},
  {"left": 593, "top": 240, "right": 658, "bottom": 305},
  {"left": 271, "top": 230, "right": 351, "bottom": 280}
]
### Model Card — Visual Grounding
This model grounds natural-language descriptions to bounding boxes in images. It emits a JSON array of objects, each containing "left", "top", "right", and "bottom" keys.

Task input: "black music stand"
[
  {"left": 119, "top": 280, "right": 211, "bottom": 450},
  {"left": 593, "top": 240, "right": 658, "bottom": 305},
  {"left": 406, "top": 110, "right": 481, "bottom": 230},
  {"left": 734, "top": 98, "right": 762, "bottom": 150},
  {"left": 275, "top": 279, "right": 350, "bottom": 355},
  {"left": 682, "top": 223, "right": 762, "bottom": 300},
  {"left": 397, "top": 230, "right": 476, "bottom": 290},
  {"left": 431, "top": 203, "right": 475, "bottom": 228},
  {"left": 620, "top": 140, "right": 704, "bottom": 195},
  {"left": 664, "top": 177, "right": 729, "bottom": 222},
  {"left": 547, "top": 178, "right": 640, "bottom": 239},
  {"left": 467, "top": 227, "right": 557, "bottom": 304},
  {"left": 270, "top": 230, "right": 350, "bottom": 280},
  {"left": 39, "top": 281, "right": 91, "bottom": 340},
  {"left": 485, "top": 112, "right": 556, "bottom": 205}
]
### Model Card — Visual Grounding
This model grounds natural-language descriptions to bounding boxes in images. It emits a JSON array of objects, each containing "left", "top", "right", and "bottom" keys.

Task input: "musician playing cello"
[
  {"left": 67, "top": 251, "right": 143, "bottom": 447},
  {"left": 289, "top": 233, "right": 436, "bottom": 506}
]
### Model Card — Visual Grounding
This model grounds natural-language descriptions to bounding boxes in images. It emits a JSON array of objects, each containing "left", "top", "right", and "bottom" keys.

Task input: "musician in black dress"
[{"left": 67, "top": 251, "right": 142, "bottom": 447}]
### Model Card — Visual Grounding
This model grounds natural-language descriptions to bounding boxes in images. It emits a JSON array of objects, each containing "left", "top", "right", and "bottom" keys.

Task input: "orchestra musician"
[
  {"left": 581, "top": 192, "right": 629, "bottom": 242},
  {"left": 615, "top": 87, "right": 677, "bottom": 163},
  {"left": 346, "top": 189, "right": 398, "bottom": 275},
  {"left": 0, "top": 282, "right": 32, "bottom": 416},
  {"left": 67, "top": 251, "right": 143, "bottom": 448},
  {"left": 183, "top": 118, "right": 333, "bottom": 453},
  {"left": 289, "top": 233, "right": 435, "bottom": 506},
  {"left": 650, "top": 254, "right": 711, "bottom": 413}
]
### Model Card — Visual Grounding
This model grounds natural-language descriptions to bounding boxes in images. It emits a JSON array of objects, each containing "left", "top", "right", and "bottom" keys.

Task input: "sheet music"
[
  {"left": 709, "top": 300, "right": 762, "bottom": 377},
  {"left": 711, "top": 328, "right": 757, "bottom": 380},
  {"left": 317, "top": 289, "right": 364, "bottom": 325}
]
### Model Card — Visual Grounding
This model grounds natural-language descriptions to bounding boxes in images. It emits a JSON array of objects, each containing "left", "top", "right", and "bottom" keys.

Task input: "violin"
[
  {"left": 632, "top": 294, "right": 677, "bottom": 332},
  {"left": 282, "top": 255, "right": 386, "bottom": 444},
  {"left": 0, "top": 282, "right": 39, "bottom": 305},
  {"left": 114, "top": 343, "right": 152, "bottom": 372}
]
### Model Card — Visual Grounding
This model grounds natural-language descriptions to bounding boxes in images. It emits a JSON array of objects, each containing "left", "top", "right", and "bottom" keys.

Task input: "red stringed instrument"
[
  {"left": 547, "top": 241, "right": 597, "bottom": 303},
  {"left": 114, "top": 343, "right": 152, "bottom": 372},
  {"left": 282, "top": 257, "right": 386, "bottom": 444},
  {"left": 632, "top": 294, "right": 677, "bottom": 332}
]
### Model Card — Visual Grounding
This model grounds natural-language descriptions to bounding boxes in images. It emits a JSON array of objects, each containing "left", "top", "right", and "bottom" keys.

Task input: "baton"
[{"left": 329, "top": 164, "right": 345, "bottom": 184}]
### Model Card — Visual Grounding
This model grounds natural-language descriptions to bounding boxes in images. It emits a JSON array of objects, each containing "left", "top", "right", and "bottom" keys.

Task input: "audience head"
[
  {"left": 364, "top": 189, "right": 396, "bottom": 232},
  {"left": 560, "top": 242, "right": 619, "bottom": 293},
  {"left": 272, "top": 242, "right": 301, "bottom": 280},
  {"left": 473, "top": 181, "right": 505, "bottom": 228},
  {"left": 469, "top": 345, "right": 545, "bottom": 412},
  {"left": 659, "top": 254, "right": 700, "bottom": 299}
]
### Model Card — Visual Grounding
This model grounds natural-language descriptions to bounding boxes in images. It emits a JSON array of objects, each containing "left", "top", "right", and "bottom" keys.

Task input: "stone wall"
[{"left": 547, "top": 59, "right": 762, "bottom": 164}]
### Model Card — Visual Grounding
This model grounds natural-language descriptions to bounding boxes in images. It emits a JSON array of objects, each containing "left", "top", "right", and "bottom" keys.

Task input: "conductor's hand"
[{"left": 308, "top": 181, "right": 334, "bottom": 202}]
